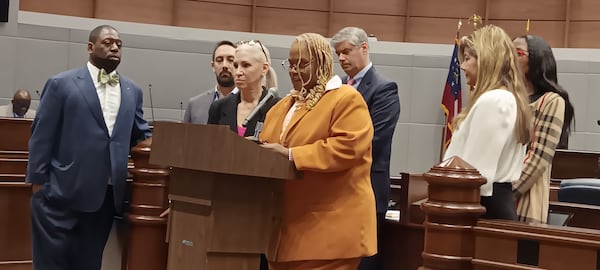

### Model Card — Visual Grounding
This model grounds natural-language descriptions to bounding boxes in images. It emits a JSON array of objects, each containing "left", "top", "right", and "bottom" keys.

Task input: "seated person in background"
[
  {"left": 512, "top": 35, "right": 575, "bottom": 223},
  {"left": 208, "top": 40, "right": 279, "bottom": 137},
  {"left": 0, "top": 89, "right": 36, "bottom": 118},
  {"left": 444, "top": 25, "right": 533, "bottom": 220},
  {"left": 259, "top": 32, "right": 376, "bottom": 270}
]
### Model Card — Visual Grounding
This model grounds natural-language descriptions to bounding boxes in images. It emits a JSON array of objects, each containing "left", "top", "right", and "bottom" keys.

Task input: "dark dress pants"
[
  {"left": 31, "top": 186, "right": 116, "bottom": 270},
  {"left": 480, "top": 182, "right": 517, "bottom": 220}
]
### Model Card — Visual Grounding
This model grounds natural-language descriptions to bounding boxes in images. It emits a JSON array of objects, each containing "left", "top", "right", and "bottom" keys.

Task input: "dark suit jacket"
[
  {"left": 346, "top": 66, "right": 400, "bottom": 213},
  {"left": 27, "top": 66, "right": 151, "bottom": 213},
  {"left": 207, "top": 88, "right": 280, "bottom": 137}
]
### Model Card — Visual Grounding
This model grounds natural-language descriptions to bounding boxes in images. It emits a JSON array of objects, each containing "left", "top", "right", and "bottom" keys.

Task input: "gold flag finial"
[
  {"left": 468, "top": 14, "right": 483, "bottom": 30},
  {"left": 526, "top": 19, "right": 530, "bottom": 33}
]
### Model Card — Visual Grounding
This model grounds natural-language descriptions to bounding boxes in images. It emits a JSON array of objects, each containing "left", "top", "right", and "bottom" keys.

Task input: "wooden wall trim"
[
  {"left": 18, "top": 0, "right": 600, "bottom": 48},
  {"left": 171, "top": 0, "right": 177, "bottom": 25},
  {"left": 251, "top": 0, "right": 256, "bottom": 32},
  {"left": 404, "top": 0, "right": 411, "bottom": 42},
  {"left": 564, "top": 0, "right": 571, "bottom": 47},
  {"left": 484, "top": 0, "right": 489, "bottom": 25},
  {"left": 328, "top": 0, "right": 334, "bottom": 37}
]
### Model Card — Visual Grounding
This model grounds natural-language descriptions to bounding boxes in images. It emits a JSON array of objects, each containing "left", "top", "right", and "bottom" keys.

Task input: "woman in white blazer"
[{"left": 443, "top": 25, "right": 533, "bottom": 220}]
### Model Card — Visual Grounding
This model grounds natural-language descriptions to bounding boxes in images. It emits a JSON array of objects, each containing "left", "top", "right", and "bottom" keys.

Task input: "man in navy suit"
[
  {"left": 27, "top": 25, "right": 151, "bottom": 270},
  {"left": 332, "top": 26, "right": 401, "bottom": 270}
]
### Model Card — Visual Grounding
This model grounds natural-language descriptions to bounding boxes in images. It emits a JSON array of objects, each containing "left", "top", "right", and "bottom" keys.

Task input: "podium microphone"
[
  {"left": 148, "top": 84, "right": 155, "bottom": 123},
  {"left": 35, "top": 90, "right": 41, "bottom": 98},
  {"left": 242, "top": 88, "right": 277, "bottom": 127}
]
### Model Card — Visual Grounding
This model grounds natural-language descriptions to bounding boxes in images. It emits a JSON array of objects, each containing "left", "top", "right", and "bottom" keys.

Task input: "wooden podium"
[{"left": 149, "top": 122, "right": 298, "bottom": 270}]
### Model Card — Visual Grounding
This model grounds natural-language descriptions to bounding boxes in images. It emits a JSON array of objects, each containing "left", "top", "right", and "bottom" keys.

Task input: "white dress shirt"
[
  {"left": 87, "top": 61, "right": 121, "bottom": 137},
  {"left": 443, "top": 89, "right": 526, "bottom": 196}
]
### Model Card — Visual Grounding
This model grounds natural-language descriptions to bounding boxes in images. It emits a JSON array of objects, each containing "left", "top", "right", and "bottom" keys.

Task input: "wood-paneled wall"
[{"left": 19, "top": 0, "right": 600, "bottom": 48}]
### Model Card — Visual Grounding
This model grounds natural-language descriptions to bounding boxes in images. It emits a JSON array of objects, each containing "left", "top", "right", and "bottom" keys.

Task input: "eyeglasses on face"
[
  {"left": 238, "top": 40, "right": 268, "bottom": 61},
  {"left": 281, "top": 59, "right": 314, "bottom": 71},
  {"left": 516, "top": 48, "right": 528, "bottom": 57}
]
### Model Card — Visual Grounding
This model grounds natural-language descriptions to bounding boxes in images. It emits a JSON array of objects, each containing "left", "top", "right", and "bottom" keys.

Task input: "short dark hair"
[
  {"left": 212, "top": 40, "right": 236, "bottom": 61},
  {"left": 89, "top": 25, "right": 118, "bottom": 43}
]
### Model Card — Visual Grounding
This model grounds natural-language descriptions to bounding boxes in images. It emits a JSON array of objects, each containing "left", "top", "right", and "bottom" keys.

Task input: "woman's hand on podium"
[
  {"left": 260, "top": 143, "right": 288, "bottom": 157},
  {"left": 244, "top": 136, "right": 264, "bottom": 144}
]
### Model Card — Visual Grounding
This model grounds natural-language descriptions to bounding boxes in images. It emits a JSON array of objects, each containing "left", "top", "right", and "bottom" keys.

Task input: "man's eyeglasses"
[
  {"left": 282, "top": 59, "right": 313, "bottom": 71},
  {"left": 238, "top": 40, "right": 268, "bottom": 61},
  {"left": 516, "top": 48, "right": 528, "bottom": 57}
]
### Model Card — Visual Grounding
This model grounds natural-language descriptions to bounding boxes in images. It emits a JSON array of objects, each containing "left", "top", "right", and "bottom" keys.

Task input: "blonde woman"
[
  {"left": 444, "top": 25, "right": 533, "bottom": 220},
  {"left": 260, "top": 33, "right": 376, "bottom": 270},
  {"left": 208, "top": 40, "right": 279, "bottom": 137}
]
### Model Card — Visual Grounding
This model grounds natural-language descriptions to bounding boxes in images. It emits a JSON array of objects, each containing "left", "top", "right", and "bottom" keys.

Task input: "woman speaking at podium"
[{"left": 259, "top": 33, "right": 376, "bottom": 270}]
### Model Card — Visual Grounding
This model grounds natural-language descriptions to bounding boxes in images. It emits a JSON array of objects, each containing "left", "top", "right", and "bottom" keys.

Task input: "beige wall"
[{"left": 19, "top": 0, "right": 600, "bottom": 48}]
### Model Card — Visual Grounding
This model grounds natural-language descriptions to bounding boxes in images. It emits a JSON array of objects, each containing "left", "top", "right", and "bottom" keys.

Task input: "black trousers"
[
  {"left": 31, "top": 186, "right": 116, "bottom": 270},
  {"left": 480, "top": 182, "right": 517, "bottom": 220},
  {"left": 357, "top": 212, "right": 385, "bottom": 270},
  {"left": 261, "top": 254, "right": 269, "bottom": 270}
]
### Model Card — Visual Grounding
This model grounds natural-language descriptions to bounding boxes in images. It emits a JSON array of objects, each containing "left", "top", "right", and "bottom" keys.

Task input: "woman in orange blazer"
[{"left": 259, "top": 33, "right": 376, "bottom": 270}]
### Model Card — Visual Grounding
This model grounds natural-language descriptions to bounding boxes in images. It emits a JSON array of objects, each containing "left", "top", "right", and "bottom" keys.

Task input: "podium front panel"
[
  {"left": 167, "top": 168, "right": 283, "bottom": 270},
  {"left": 207, "top": 174, "right": 282, "bottom": 253}
]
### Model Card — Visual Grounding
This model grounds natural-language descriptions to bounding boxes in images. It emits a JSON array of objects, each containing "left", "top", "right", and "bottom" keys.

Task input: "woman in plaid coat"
[{"left": 512, "top": 35, "right": 575, "bottom": 223}]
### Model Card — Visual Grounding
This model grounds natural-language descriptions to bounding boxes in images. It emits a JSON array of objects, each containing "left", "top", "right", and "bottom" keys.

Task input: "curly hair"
[{"left": 289, "top": 33, "right": 334, "bottom": 110}]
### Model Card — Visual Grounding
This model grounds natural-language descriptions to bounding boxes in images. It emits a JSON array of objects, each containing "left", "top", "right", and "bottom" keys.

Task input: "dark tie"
[{"left": 98, "top": 69, "right": 120, "bottom": 87}]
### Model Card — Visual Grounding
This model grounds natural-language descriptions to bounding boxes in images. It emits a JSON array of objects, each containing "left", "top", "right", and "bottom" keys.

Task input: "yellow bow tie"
[{"left": 98, "top": 69, "right": 120, "bottom": 87}]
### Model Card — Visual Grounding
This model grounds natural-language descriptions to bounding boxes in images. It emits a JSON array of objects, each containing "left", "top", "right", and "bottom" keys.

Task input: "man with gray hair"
[{"left": 332, "top": 26, "right": 401, "bottom": 270}]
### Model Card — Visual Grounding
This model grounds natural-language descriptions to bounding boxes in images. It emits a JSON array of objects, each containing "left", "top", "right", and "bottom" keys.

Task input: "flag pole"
[
  {"left": 440, "top": 116, "right": 447, "bottom": 162},
  {"left": 439, "top": 19, "right": 463, "bottom": 162}
]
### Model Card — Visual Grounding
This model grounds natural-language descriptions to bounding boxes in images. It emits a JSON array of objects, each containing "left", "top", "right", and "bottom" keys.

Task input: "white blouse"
[{"left": 443, "top": 89, "right": 526, "bottom": 196}]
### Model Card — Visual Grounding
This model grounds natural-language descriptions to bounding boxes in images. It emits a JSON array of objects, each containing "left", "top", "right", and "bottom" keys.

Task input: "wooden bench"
[
  {"left": 382, "top": 173, "right": 427, "bottom": 270},
  {"left": 550, "top": 149, "right": 600, "bottom": 201},
  {"left": 474, "top": 219, "right": 600, "bottom": 269},
  {"left": 0, "top": 118, "right": 32, "bottom": 269}
]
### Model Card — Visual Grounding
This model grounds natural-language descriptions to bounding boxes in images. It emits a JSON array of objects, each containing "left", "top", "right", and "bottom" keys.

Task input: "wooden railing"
[{"left": 0, "top": 118, "right": 32, "bottom": 269}]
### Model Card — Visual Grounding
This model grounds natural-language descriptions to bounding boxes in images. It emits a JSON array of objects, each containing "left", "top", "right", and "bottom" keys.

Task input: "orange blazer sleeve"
[{"left": 292, "top": 88, "right": 374, "bottom": 173}]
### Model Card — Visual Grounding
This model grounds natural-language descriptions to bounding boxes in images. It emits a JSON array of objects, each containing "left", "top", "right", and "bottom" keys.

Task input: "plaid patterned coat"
[{"left": 514, "top": 92, "right": 565, "bottom": 223}]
